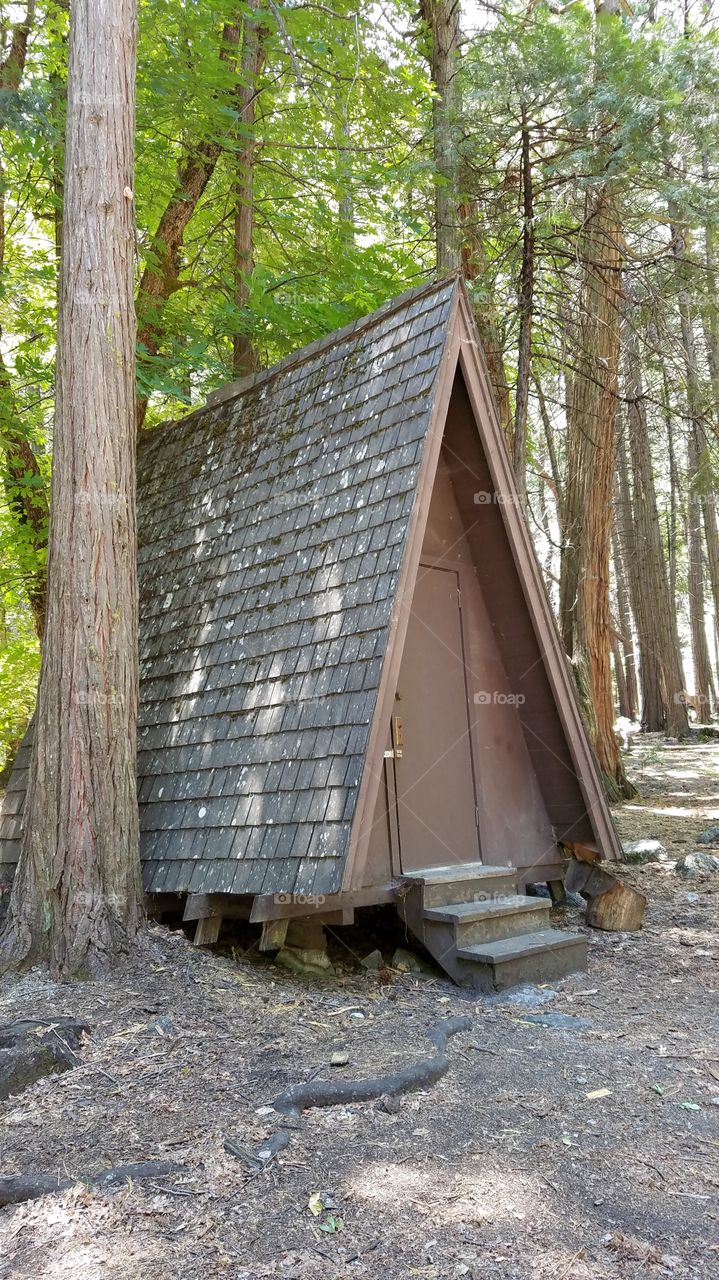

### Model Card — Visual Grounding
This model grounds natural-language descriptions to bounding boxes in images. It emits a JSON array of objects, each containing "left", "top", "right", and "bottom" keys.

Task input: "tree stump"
[{"left": 0, "top": 1017, "right": 89, "bottom": 1101}]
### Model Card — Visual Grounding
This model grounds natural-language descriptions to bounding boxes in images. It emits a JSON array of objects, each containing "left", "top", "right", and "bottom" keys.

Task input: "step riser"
[
  {"left": 452, "top": 904, "right": 551, "bottom": 946},
  {"left": 423, "top": 875, "right": 517, "bottom": 908},
  {"left": 455, "top": 937, "right": 588, "bottom": 992}
]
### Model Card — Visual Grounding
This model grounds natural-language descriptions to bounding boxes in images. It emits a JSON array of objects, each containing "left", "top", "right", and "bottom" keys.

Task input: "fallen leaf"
[{"left": 308, "top": 1193, "right": 324, "bottom": 1217}]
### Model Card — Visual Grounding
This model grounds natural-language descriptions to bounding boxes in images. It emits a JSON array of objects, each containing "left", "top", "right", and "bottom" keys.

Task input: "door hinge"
[
  {"left": 457, "top": 587, "right": 462, "bottom": 610},
  {"left": 475, "top": 806, "right": 480, "bottom": 828}
]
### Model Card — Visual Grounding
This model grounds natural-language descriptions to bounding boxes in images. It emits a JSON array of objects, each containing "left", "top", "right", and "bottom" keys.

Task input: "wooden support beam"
[
  {"left": 183, "top": 894, "right": 214, "bottom": 922},
  {"left": 193, "top": 915, "right": 222, "bottom": 947},
  {"left": 180, "top": 893, "right": 251, "bottom": 922},
  {"left": 547, "top": 879, "right": 567, "bottom": 907},
  {"left": 259, "top": 918, "right": 289, "bottom": 952},
  {"left": 250, "top": 884, "right": 397, "bottom": 923}
]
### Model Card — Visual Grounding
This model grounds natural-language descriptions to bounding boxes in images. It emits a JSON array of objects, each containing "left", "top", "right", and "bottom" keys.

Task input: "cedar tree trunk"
[
  {"left": 0, "top": 0, "right": 142, "bottom": 975},
  {"left": 560, "top": 190, "right": 634, "bottom": 799}
]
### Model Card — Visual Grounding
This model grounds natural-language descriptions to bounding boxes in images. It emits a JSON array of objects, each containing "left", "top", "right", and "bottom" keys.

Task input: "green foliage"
[{"left": 3, "top": 0, "right": 719, "bottom": 760}]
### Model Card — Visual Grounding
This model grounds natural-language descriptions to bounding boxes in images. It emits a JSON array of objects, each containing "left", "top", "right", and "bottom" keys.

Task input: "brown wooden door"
[{"left": 394, "top": 564, "right": 480, "bottom": 872}]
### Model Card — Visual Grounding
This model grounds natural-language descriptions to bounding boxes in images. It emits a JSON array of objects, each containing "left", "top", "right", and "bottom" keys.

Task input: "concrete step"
[
  {"left": 423, "top": 894, "right": 551, "bottom": 945},
  {"left": 456, "top": 928, "right": 588, "bottom": 992},
  {"left": 402, "top": 862, "right": 517, "bottom": 907}
]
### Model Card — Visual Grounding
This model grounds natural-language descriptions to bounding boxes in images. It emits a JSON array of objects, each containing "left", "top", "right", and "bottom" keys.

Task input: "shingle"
[{"left": 0, "top": 278, "right": 457, "bottom": 897}]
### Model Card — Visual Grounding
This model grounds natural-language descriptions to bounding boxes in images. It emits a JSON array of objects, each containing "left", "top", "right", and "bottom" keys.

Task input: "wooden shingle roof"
[
  {"left": 0, "top": 276, "right": 625, "bottom": 901},
  {"left": 134, "top": 278, "right": 457, "bottom": 898}
]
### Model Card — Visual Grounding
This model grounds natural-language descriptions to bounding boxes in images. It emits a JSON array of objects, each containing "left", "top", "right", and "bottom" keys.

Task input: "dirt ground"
[{"left": 0, "top": 733, "right": 718, "bottom": 1280}]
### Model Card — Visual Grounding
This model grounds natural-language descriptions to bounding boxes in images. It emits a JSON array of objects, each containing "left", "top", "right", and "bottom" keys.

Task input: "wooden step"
[
  {"left": 423, "top": 894, "right": 550, "bottom": 945},
  {"left": 456, "top": 928, "right": 588, "bottom": 992},
  {"left": 402, "top": 863, "right": 517, "bottom": 907}
]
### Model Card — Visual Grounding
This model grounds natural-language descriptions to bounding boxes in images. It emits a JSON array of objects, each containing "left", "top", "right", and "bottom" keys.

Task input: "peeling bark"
[{"left": 560, "top": 189, "right": 634, "bottom": 799}]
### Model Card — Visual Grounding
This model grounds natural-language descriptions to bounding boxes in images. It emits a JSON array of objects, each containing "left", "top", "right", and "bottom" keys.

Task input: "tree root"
[
  {"left": 272, "top": 1015, "right": 471, "bottom": 1119},
  {"left": 225, "top": 1016, "right": 471, "bottom": 1174},
  {"left": 0, "top": 1161, "right": 186, "bottom": 1208}
]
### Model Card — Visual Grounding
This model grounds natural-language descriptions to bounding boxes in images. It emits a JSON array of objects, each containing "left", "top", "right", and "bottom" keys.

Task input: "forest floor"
[{"left": 0, "top": 733, "right": 718, "bottom": 1280}]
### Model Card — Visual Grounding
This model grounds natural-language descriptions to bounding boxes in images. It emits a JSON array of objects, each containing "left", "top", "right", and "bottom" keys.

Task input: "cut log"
[{"left": 585, "top": 881, "right": 646, "bottom": 932}]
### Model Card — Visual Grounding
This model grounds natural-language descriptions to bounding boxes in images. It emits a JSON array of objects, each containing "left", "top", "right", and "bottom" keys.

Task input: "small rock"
[
  {"left": 330, "top": 1052, "right": 349, "bottom": 1067},
  {"left": 676, "top": 852, "right": 719, "bottom": 878},
  {"left": 697, "top": 824, "right": 719, "bottom": 846},
  {"left": 361, "top": 949, "right": 383, "bottom": 971},
  {"left": 391, "top": 947, "right": 435, "bottom": 976},
  {"left": 685, "top": 892, "right": 700, "bottom": 903},
  {"left": 378, "top": 1094, "right": 401, "bottom": 1114},
  {"left": 276, "top": 946, "right": 334, "bottom": 976},
  {"left": 622, "top": 839, "right": 668, "bottom": 864},
  {"left": 483, "top": 984, "right": 558, "bottom": 1009},
  {"left": 149, "top": 1016, "right": 175, "bottom": 1037}
]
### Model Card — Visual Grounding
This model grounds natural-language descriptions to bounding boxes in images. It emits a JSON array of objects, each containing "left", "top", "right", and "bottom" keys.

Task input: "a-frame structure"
[{"left": 0, "top": 277, "right": 620, "bottom": 987}]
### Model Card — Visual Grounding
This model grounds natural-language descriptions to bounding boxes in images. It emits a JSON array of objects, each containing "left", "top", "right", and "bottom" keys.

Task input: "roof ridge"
[
  {"left": 138, "top": 274, "right": 460, "bottom": 449},
  {"left": 203, "top": 273, "right": 460, "bottom": 411}
]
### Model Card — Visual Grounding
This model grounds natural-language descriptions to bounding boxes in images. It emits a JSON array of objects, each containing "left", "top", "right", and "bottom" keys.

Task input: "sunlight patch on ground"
[
  {"left": 349, "top": 1158, "right": 544, "bottom": 1227},
  {"left": 622, "top": 803, "right": 719, "bottom": 820}
]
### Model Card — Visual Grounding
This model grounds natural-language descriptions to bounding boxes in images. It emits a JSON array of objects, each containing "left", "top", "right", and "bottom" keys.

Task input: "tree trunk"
[
  {"left": 700, "top": 152, "right": 719, "bottom": 418},
  {"left": 661, "top": 366, "right": 680, "bottom": 609},
  {"left": 685, "top": 424, "right": 714, "bottom": 721},
  {"left": 135, "top": 22, "right": 241, "bottom": 429},
  {"left": 559, "top": 188, "right": 634, "bottom": 799},
  {"left": 622, "top": 291, "right": 688, "bottom": 735},
  {"left": 611, "top": 458, "right": 639, "bottom": 722},
  {"left": 533, "top": 373, "right": 565, "bottom": 536},
  {"left": 513, "top": 104, "right": 534, "bottom": 503},
  {"left": 0, "top": 0, "right": 141, "bottom": 975},
  {"left": 232, "top": 1, "right": 264, "bottom": 379},
  {"left": 421, "top": 0, "right": 461, "bottom": 271},
  {"left": 610, "top": 631, "right": 631, "bottom": 721},
  {"left": 460, "top": 206, "right": 513, "bottom": 443},
  {"left": 671, "top": 211, "right": 715, "bottom": 720}
]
